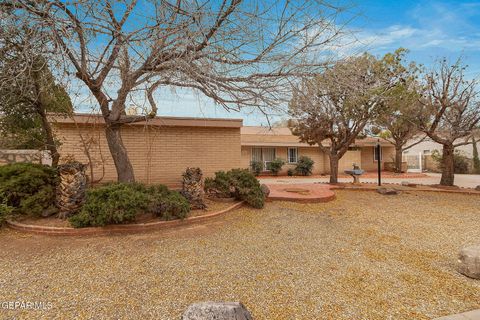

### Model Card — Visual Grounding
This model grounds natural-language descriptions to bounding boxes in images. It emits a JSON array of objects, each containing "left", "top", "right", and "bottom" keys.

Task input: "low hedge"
[
  {"left": 69, "top": 183, "right": 149, "bottom": 227},
  {"left": 0, "top": 163, "right": 58, "bottom": 216},
  {"left": 148, "top": 186, "right": 190, "bottom": 221},
  {"left": 205, "top": 169, "right": 265, "bottom": 208},
  {"left": 69, "top": 182, "right": 190, "bottom": 228}
]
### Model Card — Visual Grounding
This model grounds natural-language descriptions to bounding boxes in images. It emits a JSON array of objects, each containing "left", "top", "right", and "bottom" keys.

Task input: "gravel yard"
[{"left": 1, "top": 190, "right": 479, "bottom": 319}]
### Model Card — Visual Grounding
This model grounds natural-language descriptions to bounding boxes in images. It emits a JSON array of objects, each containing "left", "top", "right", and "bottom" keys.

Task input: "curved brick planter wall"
[{"left": 7, "top": 201, "right": 244, "bottom": 236}]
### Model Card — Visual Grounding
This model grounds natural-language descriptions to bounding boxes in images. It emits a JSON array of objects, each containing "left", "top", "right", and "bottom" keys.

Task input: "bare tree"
[
  {"left": 420, "top": 59, "right": 480, "bottom": 186},
  {"left": 289, "top": 53, "right": 392, "bottom": 183},
  {"left": 8, "top": 0, "right": 349, "bottom": 182}
]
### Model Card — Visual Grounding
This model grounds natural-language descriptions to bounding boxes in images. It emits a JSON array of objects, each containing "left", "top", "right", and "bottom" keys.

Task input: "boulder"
[
  {"left": 260, "top": 184, "right": 270, "bottom": 197},
  {"left": 476, "top": 185, "right": 480, "bottom": 191},
  {"left": 182, "top": 302, "right": 253, "bottom": 320},
  {"left": 457, "top": 245, "right": 480, "bottom": 279},
  {"left": 376, "top": 187, "right": 400, "bottom": 195}
]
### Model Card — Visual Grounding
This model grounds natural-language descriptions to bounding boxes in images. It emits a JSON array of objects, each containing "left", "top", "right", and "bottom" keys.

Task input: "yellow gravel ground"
[{"left": 0, "top": 190, "right": 479, "bottom": 319}]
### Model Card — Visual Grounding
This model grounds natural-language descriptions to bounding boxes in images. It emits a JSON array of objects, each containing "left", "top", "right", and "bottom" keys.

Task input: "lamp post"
[{"left": 376, "top": 139, "right": 382, "bottom": 186}]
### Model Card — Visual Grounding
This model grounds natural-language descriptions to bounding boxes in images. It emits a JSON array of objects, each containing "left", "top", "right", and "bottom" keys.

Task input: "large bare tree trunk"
[
  {"left": 394, "top": 145, "right": 403, "bottom": 173},
  {"left": 329, "top": 154, "right": 339, "bottom": 184},
  {"left": 440, "top": 144, "right": 455, "bottom": 186},
  {"left": 105, "top": 124, "right": 135, "bottom": 182}
]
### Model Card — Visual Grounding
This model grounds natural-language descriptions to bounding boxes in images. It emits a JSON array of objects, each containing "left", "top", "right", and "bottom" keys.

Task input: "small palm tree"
[{"left": 56, "top": 161, "right": 87, "bottom": 219}]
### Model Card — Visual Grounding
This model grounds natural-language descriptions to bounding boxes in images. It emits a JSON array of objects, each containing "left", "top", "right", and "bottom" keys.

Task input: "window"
[
  {"left": 423, "top": 149, "right": 431, "bottom": 155},
  {"left": 373, "top": 146, "right": 382, "bottom": 161},
  {"left": 251, "top": 147, "right": 276, "bottom": 167},
  {"left": 287, "top": 147, "right": 298, "bottom": 163}
]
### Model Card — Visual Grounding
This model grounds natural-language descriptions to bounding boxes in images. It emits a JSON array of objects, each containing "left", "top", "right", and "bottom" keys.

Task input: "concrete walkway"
[
  {"left": 259, "top": 173, "right": 480, "bottom": 189},
  {"left": 434, "top": 309, "right": 480, "bottom": 320}
]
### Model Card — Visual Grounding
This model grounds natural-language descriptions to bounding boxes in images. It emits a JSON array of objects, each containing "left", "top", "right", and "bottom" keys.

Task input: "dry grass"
[{"left": 0, "top": 190, "right": 479, "bottom": 319}]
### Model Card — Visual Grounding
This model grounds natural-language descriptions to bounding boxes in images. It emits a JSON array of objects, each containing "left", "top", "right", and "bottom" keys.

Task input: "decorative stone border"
[{"left": 7, "top": 201, "right": 244, "bottom": 236}]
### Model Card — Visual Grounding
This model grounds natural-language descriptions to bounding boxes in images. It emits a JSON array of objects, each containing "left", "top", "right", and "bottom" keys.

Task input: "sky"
[{"left": 74, "top": 0, "right": 480, "bottom": 126}]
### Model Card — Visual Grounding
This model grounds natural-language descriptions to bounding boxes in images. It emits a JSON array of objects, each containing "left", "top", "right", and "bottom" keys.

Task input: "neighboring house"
[
  {"left": 51, "top": 114, "right": 394, "bottom": 186},
  {"left": 403, "top": 136, "right": 480, "bottom": 158},
  {"left": 402, "top": 134, "right": 480, "bottom": 172}
]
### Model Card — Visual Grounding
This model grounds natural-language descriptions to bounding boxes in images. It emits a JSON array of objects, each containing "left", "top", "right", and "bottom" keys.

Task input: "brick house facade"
[
  {"left": 51, "top": 114, "right": 242, "bottom": 187},
  {"left": 51, "top": 114, "right": 394, "bottom": 186}
]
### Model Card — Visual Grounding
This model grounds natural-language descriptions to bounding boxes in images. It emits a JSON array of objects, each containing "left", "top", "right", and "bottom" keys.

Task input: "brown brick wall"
[
  {"left": 55, "top": 123, "right": 241, "bottom": 187},
  {"left": 360, "top": 146, "right": 395, "bottom": 171},
  {"left": 324, "top": 150, "right": 362, "bottom": 173}
]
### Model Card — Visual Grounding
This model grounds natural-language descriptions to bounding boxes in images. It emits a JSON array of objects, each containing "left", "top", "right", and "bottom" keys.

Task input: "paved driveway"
[{"left": 259, "top": 173, "right": 479, "bottom": 188}]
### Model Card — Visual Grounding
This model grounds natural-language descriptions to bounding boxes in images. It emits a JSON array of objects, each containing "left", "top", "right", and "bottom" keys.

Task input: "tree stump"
[
  {"left": 181, "top": 167, "right": 207, "bottom": 209},
  {"left": 56, "top": 161, "right": 87, "bottom": 219},
  {"left": 182, "top": 302, "right": 253, "bottom": 320}
]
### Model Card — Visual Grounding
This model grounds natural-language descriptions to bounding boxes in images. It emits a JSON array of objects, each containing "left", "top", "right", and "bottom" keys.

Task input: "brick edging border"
[{"left": 7, "top": 201, "right": 244, "bottom": 236}]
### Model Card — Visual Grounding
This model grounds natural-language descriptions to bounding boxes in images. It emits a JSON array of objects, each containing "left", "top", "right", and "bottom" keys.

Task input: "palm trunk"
[
  {"left": 394, "top": 145, "right": 403, "bottom": 173},
  {"left": 440, "top": 144, "right": 455, "bottom": 186},
  {"left": 105, "top": 124, "right": 135, "bottom": 182},
  {"left": 329, "top": 154, "right": 339, "bottom": 184}
]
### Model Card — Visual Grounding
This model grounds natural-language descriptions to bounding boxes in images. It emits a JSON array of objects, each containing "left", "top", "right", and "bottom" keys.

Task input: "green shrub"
[
  {"left": 69, "top": 183, "right": 149, "bottom": 228},
  {"left": 266, "top": 158, "right": 285, "bottom": 176},
  {"left": 206, "top": 169, "right": 265, "bottom": 208},
  {"left": 250, "top": 160, "right": 263, "bottom": 176},
  {"left": 205, "top": 171, "right": 232, "bottom": 197},
  {"left": 295, "top": 156, "right": 314, "bottom": 176},
  {"left": 431, "top": 149, "right": 470, "bottom": 174},
  {"left": 0, "top": 193, "right": 14, "bottom": 226},
  {"left": 287, "top": 169, "right": 294, "bottom": 176},
  {"left": 69, "top": 182, "right": 191, "bottom": 228},
  {"left": 0, "top": 163, "right": 58, "bottom": 216},
  {"left": 150, "top": 190, "right": 190, "bottom": 220}
]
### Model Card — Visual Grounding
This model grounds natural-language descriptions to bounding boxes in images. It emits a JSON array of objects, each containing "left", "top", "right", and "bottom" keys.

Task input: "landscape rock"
[
  {"left": 182, "top": 301, "right": 253, "bottom": 320},
  {"left": 377, "top": 187, "right": 400, "bottom": 195},
  {"left": 457, "top": 245, "right": 480, "bottom": 279},
  {"left": 260, "top": 184, "right": 270, "bottom": 197},
  {"left": 401, "top": 181, "right": 417, "bottom": 187}
]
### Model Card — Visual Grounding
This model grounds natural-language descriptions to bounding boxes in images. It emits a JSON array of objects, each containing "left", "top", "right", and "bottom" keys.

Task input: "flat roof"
[{"left": 49, "top": 113, "right": 243, "bottom": 128}]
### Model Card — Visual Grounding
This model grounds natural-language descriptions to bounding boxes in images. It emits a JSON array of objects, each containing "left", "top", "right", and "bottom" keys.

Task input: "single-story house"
[
  {"left": 51, "top": 114, "right": 394, "bottom": 186},
  {"left": 241, "top": 126, "right": 394, "bottom": 175}
]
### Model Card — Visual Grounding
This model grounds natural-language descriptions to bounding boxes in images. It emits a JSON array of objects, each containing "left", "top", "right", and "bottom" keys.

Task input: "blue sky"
[{"left": 74, "top": 0, "right": 480, "bottom": 126}]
